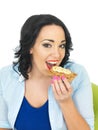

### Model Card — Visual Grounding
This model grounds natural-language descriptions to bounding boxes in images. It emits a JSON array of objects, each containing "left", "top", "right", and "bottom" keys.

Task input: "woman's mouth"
[{"left": 46, "top": 61, "right": 58, "bottom": 70}]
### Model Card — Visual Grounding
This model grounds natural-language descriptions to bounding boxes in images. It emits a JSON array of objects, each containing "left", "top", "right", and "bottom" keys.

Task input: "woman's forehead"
[{"left": 37, "top": 25, "right": 66, "bottom": 41}]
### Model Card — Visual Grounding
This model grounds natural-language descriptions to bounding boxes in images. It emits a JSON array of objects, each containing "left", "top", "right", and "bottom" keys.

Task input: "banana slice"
[{"left": 50, "top": 66, "right": 77, "bottom": 82}]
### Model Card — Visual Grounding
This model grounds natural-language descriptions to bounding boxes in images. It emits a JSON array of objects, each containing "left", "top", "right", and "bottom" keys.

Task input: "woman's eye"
[
  {"left": 59, "top": 44, "right": 66, "bottom": 49},
  {"left": 42, "top": 43, "right": 52, "bottom": 48}
]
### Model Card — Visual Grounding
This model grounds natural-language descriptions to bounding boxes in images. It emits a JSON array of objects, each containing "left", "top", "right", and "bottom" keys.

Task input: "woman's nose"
[{"left": 52, "top": 48, "right": 60, "bottom": 58}]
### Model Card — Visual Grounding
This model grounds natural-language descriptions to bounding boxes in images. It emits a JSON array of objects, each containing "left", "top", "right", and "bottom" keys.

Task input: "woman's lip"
[{"left": 47, "top": 60, "right": 59, "bottom": 62}]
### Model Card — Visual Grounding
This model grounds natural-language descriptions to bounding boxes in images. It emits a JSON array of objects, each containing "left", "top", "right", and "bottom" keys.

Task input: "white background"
[{"left": 0, "top": 0, "right": 98, "bottom": 84}]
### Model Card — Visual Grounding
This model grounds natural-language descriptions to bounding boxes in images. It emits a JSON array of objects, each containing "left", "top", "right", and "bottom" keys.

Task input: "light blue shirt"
[{"left": 0, "top": 62, "right": 94, "bottom": 130}]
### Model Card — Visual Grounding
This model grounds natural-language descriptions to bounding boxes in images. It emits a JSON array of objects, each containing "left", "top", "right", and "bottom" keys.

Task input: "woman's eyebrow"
[
  {"left": 61, "top": 40, "right": 66, "bottom": 43},
  {"left": 41, "top": 39, "right": 66, "bottom": 43},
  {"left": 41, "top": 39, "right": 54, "bottom": 42}
]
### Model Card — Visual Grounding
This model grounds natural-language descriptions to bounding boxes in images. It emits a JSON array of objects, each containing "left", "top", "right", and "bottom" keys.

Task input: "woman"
[{"left": 0, "top": 14, "right": 94, "bottom": 130}]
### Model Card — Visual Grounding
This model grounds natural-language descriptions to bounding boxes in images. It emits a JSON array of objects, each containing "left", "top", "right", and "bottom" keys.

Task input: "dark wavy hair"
[{"left": 13, "top": 14, "right": 73, "bottom": 79}]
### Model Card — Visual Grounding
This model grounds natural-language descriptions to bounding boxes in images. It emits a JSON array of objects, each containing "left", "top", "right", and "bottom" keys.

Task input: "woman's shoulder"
[
  {"left": 0, "top": 64, "right": 19, "bottom": 81},
  {"left": 0, "top": 64, "right": 14, "bottom": 74}
]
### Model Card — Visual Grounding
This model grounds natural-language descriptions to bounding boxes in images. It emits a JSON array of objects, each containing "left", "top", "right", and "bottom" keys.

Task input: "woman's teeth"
[{"left": 48, "top": 61, "right": 57, "bottom": 65}]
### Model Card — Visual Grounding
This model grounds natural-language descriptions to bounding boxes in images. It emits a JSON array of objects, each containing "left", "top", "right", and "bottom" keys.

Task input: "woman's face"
[{"left": 30, "top": 24, "right": 66, "bottom": 76}]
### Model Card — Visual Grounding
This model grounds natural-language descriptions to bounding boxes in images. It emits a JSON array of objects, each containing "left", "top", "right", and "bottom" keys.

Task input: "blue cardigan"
[{"left": 0, "top": 62, "right": 94, "bottom": 130}]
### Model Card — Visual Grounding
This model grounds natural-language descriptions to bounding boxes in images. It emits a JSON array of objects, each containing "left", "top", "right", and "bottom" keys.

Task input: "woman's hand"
[
  {"left": 51, "top": 76, "right": 91, "bottom": 130},
  {"left": 51, "top": 76, "right": 73, "bottom": 103}
]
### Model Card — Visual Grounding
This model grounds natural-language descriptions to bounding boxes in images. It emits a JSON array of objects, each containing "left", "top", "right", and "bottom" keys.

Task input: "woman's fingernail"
[
  {"left": 53, "top": 76, "right": 61, "bottom": 80},
  {"left": 57, "top": 76, "right": 60, "bottom": 80},
  {"left": 61, "top": 75, "right": 65, "bottom": 80},
  {"left": 53, "top": 76, "right": 58, "bottom": 80}
]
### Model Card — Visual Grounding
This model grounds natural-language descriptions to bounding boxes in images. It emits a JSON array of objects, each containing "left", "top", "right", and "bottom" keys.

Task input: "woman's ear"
[{"left": 30, "top": 48, "right": 33, "bottom": 54}]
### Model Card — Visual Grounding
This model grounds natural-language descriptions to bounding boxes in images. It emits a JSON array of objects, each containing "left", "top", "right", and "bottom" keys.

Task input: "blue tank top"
[{"left": 14, "top": 97, "right": 51, "bottom": 130}]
